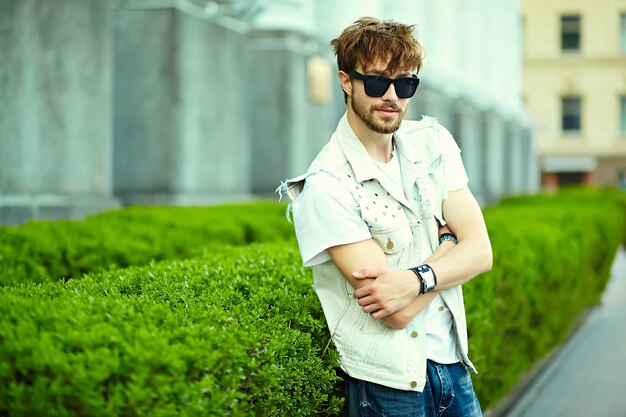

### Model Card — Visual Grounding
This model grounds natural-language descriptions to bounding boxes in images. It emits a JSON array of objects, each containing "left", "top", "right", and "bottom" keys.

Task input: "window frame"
[
  {"left": 561, "top": 96, "right": 582, "bottom": 134},
  {"left": 561, "top": 15, "right": 581, "bottom": 53}
]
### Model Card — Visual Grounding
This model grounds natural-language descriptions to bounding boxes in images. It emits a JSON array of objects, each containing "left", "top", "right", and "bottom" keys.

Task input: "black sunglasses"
[{"left": 349, "top": 70, "right": 420, "bottom": 99}]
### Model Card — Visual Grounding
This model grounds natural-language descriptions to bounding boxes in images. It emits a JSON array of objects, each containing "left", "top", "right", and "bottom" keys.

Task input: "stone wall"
[
  {"left": 0, "top": 0, "right": 536, "bottom": 224},
  {"left": 0, "top": 0, "right": 117, "bottom": 224}
]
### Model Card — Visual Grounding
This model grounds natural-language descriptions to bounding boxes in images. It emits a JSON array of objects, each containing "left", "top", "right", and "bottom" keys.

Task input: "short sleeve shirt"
[{"left": 293, "top": 130, "right": 468, "bottom": 267}]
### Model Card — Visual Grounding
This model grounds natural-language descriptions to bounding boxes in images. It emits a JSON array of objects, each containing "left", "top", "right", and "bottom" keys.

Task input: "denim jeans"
[{"left": 339, "top": 361, "right": 482, "bottom": 417}]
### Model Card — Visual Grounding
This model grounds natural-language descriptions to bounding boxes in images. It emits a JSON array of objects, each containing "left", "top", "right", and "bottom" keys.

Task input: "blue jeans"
[{"left": 339, "top": 361, "right": 482, "bottom": 417}]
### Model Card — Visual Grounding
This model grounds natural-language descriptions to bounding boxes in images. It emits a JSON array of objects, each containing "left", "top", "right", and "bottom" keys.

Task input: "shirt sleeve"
[
  {"left": 291, "top": 171, "right": 372, "bottom": 267},
  {"left": 438, "top": 125, "right": 469, "bottom": 192}
]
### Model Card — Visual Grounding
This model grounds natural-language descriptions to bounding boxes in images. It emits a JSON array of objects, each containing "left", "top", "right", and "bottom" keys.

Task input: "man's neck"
[{"left": 346, "top": 110, "right": 394, "bottom": 163}]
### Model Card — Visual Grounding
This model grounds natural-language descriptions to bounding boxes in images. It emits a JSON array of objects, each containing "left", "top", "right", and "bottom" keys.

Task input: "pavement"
[{"left": 491, "top": 246, "right": 626, "bottom": 417}]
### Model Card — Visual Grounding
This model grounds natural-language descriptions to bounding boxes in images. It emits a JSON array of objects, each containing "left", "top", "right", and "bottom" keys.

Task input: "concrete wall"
[
  {"left": 247, "top": 31, "right": 334, "bottom": 193},
  {"left": 112, "top": 5, "right": 252, "bottom": 205},
  {"left": 0, "top": 0, "right": 118, "bottom": 224},
  {"left": 0, "top": 0, "right": 536, "bottom": 224}
]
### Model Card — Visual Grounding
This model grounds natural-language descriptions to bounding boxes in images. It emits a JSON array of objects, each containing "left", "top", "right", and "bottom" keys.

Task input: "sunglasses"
[{"left": 349, "top": 70, "right": 420, "bottom": 99}]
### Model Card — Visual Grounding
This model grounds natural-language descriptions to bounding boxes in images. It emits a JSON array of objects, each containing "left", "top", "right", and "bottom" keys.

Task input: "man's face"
[{"left": 348, "top": 62, "right": 413, "bottom": 134}]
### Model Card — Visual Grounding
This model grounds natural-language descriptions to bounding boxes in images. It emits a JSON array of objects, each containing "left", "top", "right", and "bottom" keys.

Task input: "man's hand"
[
  {"left": 352, "top": 267, "right": 421, "bottom": 319},
  {"left": 327, "top": 239, "right": 440, "bottom": 328}
]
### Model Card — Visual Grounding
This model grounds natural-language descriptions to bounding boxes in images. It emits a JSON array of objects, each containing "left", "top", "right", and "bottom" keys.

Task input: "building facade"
[
  {"left": 0, "top": 0, "right": 535, "bottom": 224},
  {"left": 522, "top": 0, "right": 626, "bottom": 189}
]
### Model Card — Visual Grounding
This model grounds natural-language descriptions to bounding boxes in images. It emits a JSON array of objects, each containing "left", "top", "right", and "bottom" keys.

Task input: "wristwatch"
[{"left": 409, "top": 264, "right": 437, "bottom": 294}]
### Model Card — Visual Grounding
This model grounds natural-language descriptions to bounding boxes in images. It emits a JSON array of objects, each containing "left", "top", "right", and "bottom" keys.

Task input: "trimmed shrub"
[
  {"left": 0, "top": 189, "right": 624, "bottom": 414},
  {"left": 0, "top": 243, "right": 342, "bottom": 417},
  {"left": 0, "top": 202, "right": 293, "bottom": 286},
  {"left": 467, "top": 194, "right": 624, "bottom": 408}
]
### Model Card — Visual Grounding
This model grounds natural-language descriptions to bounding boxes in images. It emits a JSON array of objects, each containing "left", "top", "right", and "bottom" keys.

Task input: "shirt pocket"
[{"left": 369, "top": 222, "right": 413, "bottom": 267}]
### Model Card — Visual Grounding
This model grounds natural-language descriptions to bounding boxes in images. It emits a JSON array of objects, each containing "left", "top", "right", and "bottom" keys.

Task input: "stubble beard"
[{"left": 350, "top": 96, "right": 405, "bottom": 134}]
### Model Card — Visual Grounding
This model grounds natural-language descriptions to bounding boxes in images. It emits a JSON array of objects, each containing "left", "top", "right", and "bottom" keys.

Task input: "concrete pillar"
[
  {"left": 111, "top": 7, "right": 177, "bottom": 203},
  {"left": 112, "top": 4, "right": 251, "bottom": 204},
  {"left": 454, "top": 101, "right": 487, "bottom": 205},
  {"left": 483, "top": 111, "right": 507, "bottom": 204},
  {"left": 524, "top": 124, "right": 541, "bottom": 192},
  {"left": 507, "top": 121, "right": 529, "bottom": 195},
  {"left": 246, "top": 31, "right": 335, "bottom": 191},
  {"left": 503, "top": 117, "right": 537, "bottom": 197},
  {"left": 0, "top": 0, "right": 118, "bottom": 224},
  {"left": 247, "top": 0, "right": 336, "bottom": 191},
  {"left": 501, "top": 122, "right": 513, "bottom": 194}
]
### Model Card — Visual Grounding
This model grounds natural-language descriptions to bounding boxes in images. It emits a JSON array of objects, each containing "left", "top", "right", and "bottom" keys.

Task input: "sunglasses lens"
[
  {"left": 395, "top": 78, "right": 419, "bottom": 98},
  {"left": 364, "top": 78, "right": 390, "bottom": 97}
]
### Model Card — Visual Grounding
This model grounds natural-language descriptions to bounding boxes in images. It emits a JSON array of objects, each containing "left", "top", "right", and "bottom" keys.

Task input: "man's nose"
[{"left": 381, "top": 82, "right": 399, "bottom": 101}]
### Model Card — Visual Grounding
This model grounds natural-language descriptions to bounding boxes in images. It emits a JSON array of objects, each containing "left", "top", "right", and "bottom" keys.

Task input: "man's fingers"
[
  {"left": 358, "top": 295, "right": 377, "bottom": 307},
  {"left": 353, "top": 286, "right": 372, "bottom": 299},
  {"left": 362, "top": 303, "right": 381, "bottom": 313},
  {"left": 371, "top": 309, "right": 391, "bottom": 320},
  {"left": 356, "top": 295, "right": 373, "bottom": 306}
]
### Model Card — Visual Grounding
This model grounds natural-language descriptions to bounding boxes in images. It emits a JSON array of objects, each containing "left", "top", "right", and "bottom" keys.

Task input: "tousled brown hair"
[{"left": 330, "top": 17, "right": 424, "bottom": 102}]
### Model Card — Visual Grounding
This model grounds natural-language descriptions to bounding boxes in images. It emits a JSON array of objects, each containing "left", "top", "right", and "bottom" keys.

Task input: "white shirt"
[
  {"left": 281, "top": 113, "right": 477, "bottom": 390},
  {"left": 294, "top": 133, "right": 468, "bottom": 267},
  {"left": 293, "top": 132, "right": 468, "bottom": 364}
]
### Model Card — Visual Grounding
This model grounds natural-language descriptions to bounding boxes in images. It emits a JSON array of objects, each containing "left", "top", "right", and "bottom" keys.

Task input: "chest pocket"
[{"left": 369, "top": 223, "right": 413, "bottom": 268}]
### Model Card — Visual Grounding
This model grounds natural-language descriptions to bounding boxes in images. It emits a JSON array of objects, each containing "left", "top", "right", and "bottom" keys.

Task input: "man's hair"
[{"left": 330, "top": 17, "right": 424, "bottom": 101}]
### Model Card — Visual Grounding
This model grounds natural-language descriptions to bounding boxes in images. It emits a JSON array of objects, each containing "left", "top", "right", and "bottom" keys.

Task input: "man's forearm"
[
  {"left": 353, "top": 188, "right": 492, "bottom": 319},
  {"left": 420, "top": 190, "right": 492, "bottom": 290},
  {"left": 380, "top": 238, "right": 457, "bottom": 329},
  {"left": 423, "top": 236, "right": 492, "bottom": 290}
]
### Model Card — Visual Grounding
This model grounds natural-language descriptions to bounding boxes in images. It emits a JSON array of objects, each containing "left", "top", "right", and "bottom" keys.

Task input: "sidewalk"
[{"left": 499, "top": 246, "right": 626, "bottom": 417}]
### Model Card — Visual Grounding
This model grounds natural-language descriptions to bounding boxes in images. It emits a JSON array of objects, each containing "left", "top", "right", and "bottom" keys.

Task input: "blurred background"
[{"left": 1, "top": 0, "right": 625, "bottom": 225}]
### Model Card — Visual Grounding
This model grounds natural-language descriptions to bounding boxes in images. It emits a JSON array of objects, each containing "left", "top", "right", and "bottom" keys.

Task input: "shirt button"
[
  {"left": 410, "top": 381, "right": 417, "bottom": 388},
  {"left": 411, "top": 331, "right": 418, "bottom": 338},
  {"left": 438, "top": 306, "right": 444, "bottom": 312},
  {"left": 386, "top": 239, "right": 394, "bottom": 250}
]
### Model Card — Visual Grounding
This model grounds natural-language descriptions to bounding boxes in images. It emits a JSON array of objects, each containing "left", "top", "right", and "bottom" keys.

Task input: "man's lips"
[{"left": 375, "top": 107, "right": 399, "bottom": 115}]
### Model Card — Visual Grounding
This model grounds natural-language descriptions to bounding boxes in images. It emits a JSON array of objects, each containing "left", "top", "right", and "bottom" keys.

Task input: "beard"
[{"left": 350, "top": 96, "right": 406, "bottom": 134}]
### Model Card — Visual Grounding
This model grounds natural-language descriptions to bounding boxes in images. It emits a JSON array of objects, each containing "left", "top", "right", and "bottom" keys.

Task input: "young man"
[{"left": 277, "top": 17, "right": 492, "bottom": 417}]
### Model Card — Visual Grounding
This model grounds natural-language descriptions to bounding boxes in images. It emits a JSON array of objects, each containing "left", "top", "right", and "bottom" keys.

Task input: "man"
[{"left": 277, "top": 17, "right": 492, "bottom": 417}]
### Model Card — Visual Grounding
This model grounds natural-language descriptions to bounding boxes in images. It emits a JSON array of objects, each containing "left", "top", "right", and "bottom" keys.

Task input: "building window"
[
  {"left": 621, "top": 14, "right": 626, "bottom": 53},
  {"left": 562, "top": 97, "right": 581, "bottom": 132},
  {"left": 557, "top": 172, "right": 586, "bottom": 186},
  {"left": 621, "top": 96, "right": 626, "bottom": 135},
  {"left": 561, "top": 15, "right": 581, "bottom": 52}
]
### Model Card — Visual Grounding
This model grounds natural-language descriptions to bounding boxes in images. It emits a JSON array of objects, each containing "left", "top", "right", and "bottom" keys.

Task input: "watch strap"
[{"left": 409, "top": 264, "right": 437, "bottom": 294}]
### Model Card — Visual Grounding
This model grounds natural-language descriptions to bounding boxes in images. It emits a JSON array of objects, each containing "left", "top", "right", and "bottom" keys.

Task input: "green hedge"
[
  {"left": 467, "top": 194, "right": 624, "bottom": 407},
  {"left": 0, "top": 189, "right": 624, "bottom": 415},
  {"left": 0, "top": 202, "right": 293, "bottom": 286},
  {"left": 0, "top": 243, "right": 342, "bottom": 417}
]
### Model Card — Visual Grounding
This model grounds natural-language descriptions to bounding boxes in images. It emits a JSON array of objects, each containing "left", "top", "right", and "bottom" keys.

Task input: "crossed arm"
[
  {"left": 328, "top": 232, "right": 457, "bottom": 329},
  {"left": 327, "top": 187, "right": 492, "bottom": 329}
]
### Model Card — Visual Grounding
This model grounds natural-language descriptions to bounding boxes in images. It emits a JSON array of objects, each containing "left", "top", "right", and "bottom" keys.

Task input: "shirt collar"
[{"left": 335, "top": 112, "right": 425, "bottom": 184}]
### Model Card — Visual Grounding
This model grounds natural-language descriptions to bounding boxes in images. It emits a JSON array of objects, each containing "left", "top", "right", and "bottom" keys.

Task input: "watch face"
[
  {"left": 419, "top": 265, "right": 436, "bottom": 291},
  {"left": 412, "top": 265, "right": 437, "bottom": 294}
]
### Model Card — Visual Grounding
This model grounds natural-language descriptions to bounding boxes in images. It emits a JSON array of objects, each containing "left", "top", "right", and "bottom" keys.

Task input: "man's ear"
[{"left": 338, "top": 70, "right": 352, "bottom": 97}]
